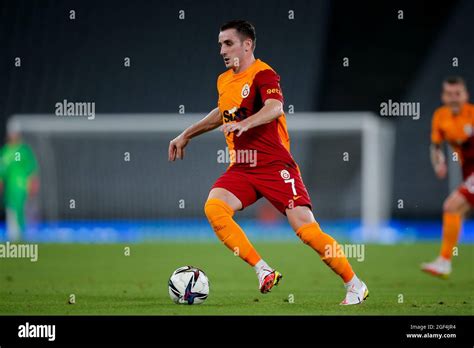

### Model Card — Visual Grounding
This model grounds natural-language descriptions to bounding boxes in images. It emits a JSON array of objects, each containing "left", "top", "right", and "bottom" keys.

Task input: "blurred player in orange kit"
[
  {"left": 169, "top": 20, "right": 368, "bottom": 304},
  {"left": 422, "top": 76, "right": 474, "bottom": 278}
]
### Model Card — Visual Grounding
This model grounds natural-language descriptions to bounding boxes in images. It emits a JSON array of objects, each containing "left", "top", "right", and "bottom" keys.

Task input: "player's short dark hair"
[
  {"left": 220, "top": 20, "right": 256, "bottom": 50},
  {"left": 443, "top": 76, "right": 466, "bottom": 87}
]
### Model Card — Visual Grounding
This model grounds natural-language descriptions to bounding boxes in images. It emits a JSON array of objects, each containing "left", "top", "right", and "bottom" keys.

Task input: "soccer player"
[
  {"left": 0, "top": 127, "right": 39, "bottom": 242},
  {"left": 422, "top": 76, "right": 474, "bottom": 277},
  {"left": 169, "top": 20, "right": 368, "bottom": 304}
]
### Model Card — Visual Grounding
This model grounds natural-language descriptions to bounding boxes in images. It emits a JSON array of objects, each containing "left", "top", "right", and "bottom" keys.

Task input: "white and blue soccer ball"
[{"left": 168, "top": 266, "right": 210, "bottom": 305}]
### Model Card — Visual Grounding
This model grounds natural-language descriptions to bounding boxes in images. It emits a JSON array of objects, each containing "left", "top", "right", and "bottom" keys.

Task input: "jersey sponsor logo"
[
  {"left": 223, "top": 106, "right": 248, "bottom": 123},
  {"left": 241, "top": 84, "right": 250, "bottom": 98},
  {"left": 266, "top": 87, "right": 281, "bottom": 95},
  {"left": 292, "top": 195, "right": 302, "bottom": 201}
]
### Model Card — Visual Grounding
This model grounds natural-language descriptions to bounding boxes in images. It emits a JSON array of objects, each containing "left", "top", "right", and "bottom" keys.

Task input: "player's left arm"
[{"left": 222, "top": 99, "right": 283, "bottom": 137}]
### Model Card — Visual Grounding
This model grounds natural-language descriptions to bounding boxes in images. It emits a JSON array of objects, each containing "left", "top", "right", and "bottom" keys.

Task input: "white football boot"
[
  {"left": 421, "top": 257, "right": 451, "bottom": 278},
  {"left": 340, "top": 280, "right": 369, "bottom": 305}
]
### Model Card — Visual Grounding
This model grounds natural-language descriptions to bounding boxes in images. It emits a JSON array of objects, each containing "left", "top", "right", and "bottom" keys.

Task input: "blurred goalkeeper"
[
  {"left": 0, "top": 124, "right": 39, "bottom": 241},
  {"left": 169, "top": 20, "right": 368, "bottom": 305},
  {"left": 422, "top": 76, "right": 474, "bottom": 278}
]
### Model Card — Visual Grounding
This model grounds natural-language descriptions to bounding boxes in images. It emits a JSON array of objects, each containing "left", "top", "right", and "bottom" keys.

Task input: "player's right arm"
[
  {"left": 430, "top": 109, "right": 448, "bottom": 179},
  {"left": 168, "top": 107, "right": 222, "bottom": 161},
  {"left": 430, "top": 143, "right": 447, "bottom": 179}
]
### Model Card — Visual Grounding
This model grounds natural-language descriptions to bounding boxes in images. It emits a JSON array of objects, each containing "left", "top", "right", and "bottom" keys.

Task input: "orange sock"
[
  {"left": 204, "top": 198, "right": 261, "bottom": 267},
  {"left": 296, "top": 222, "right": 354, "bottom": 283},
  {"left": 440, "top": 212, "right": 462, "bottom": 260}
]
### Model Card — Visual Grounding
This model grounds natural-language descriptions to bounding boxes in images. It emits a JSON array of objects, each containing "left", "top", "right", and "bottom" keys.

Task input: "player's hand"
[
  {"left": 430, "top": 147, "right": 447, "bottom": 179},
  {"left": 168, "top": 134, "right": 189, "bottom": 161},
  {"left": 221, "top": 121, "right": 250, "bottom": 137},
  {"left": 434, "top": 161, "right": 448, "bottom": 179}
]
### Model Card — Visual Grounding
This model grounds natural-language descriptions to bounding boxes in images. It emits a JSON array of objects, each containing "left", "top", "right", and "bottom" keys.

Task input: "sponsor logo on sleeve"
[{"left": 266, "top": 88, "right": 281, "bottom": 95}]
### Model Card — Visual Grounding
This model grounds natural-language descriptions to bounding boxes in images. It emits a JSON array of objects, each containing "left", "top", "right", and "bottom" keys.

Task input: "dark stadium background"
[
  {"left": 1, "top": 0, "right": 474, "bottom": 325},
  {"left": 0, "top": 0, "right": 472, "bottom": 225}
]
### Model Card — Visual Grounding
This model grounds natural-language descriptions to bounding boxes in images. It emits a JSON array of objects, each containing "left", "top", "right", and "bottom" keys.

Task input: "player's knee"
[
  {"left": 287, "top": 206, "right": 315, "bottom": 232},
  {"left": 443, "top": 200, "right": 454, "bottom": 213},
  {"left": 442, "top": 194, "right": 463, "bottom": 214}
]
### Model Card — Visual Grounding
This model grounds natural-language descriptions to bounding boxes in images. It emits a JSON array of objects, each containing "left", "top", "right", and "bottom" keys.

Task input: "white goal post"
[{"left": 8, "top": 112, "right": 395, "bottom": 241}]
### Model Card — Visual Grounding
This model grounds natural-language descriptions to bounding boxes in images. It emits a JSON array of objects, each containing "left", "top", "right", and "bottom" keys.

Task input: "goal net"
[{"left": 7, "top": 112, "right": 395, "bottom": 242}]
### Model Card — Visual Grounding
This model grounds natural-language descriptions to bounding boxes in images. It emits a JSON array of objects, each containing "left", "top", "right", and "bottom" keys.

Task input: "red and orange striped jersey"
[
  {"left": 217, "top": 59, "right": 296, "bottom": 168},
  {"left": 431, "top": 102, "right": 474, "bottom": 179}
]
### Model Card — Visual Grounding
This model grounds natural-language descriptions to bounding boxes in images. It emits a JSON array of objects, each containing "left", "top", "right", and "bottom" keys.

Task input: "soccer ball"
[{"left": 168, "top": 266, "right": 210, "bottom": 305}]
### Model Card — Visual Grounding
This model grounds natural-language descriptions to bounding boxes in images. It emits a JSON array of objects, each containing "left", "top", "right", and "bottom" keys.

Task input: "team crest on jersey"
[
  {"left": 466, "top": 174, "right": 474, "bottom": 194},
  {"left": 464, "top": 124, "right": 473, "bottom": 137},
  {"left": 280, "top": 169, "right": 290, "bottom": 180},
  {"left": 241, "top": 84, "right": 250, "bottom": 98}
]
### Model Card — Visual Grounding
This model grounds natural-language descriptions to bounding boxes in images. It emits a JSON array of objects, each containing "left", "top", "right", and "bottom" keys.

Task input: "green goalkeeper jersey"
[{"left": 0, "top": 142, "right": 38, "bottom": 198}]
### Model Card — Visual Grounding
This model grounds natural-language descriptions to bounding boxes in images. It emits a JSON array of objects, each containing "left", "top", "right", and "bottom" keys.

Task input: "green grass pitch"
[{"left": 1, "top": 242, "right": 473, "bottom": 315}]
